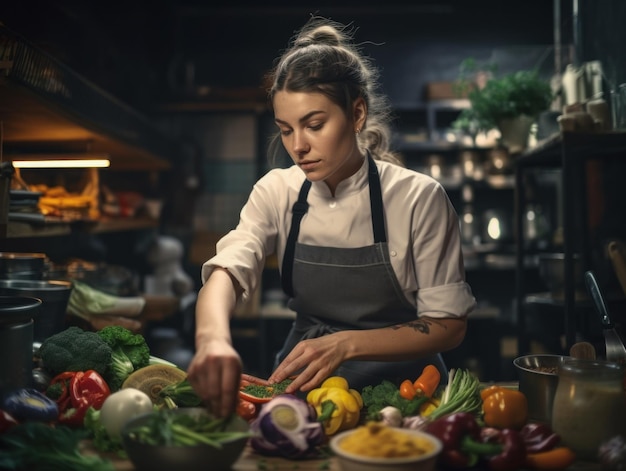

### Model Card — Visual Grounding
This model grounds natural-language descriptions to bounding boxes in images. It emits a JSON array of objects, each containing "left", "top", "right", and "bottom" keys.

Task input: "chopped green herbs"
[{"left": 241, "top": 378, "right": 293, "bottom": 398}]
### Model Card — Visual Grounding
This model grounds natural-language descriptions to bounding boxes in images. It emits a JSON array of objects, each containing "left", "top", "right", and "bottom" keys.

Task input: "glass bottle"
[{"left": 551, "top": 358, "right": 626, "bottom": 461}]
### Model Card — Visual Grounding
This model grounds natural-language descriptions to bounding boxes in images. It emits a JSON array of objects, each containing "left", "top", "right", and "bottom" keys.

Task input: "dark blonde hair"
[{"left": 267, "top": 17, "right": 400, "bottom": 165}]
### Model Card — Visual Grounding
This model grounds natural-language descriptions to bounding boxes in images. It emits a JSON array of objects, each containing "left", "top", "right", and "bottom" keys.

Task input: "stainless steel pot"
[
  {"left": 514, "top": 354, "right": 568, "bottom": 425},
  {"left": 0, "top": 296, "right": 40, "bottom": 395},
  {"left": 0, "top": 252, "right": 47, "bottom": 280},
  {"left": 0, "top": 279, "right": 72, "bottom": 342}
]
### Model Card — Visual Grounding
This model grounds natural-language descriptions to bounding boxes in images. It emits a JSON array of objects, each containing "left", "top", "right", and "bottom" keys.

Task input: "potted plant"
[{"left": 454, "top": 59, "right": 554, "bottom": 153}]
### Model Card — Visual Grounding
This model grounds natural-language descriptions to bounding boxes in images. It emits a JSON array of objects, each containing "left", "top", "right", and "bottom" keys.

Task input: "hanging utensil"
[{"left": 584, "top": 270, "right": 626, "bottom": 363}]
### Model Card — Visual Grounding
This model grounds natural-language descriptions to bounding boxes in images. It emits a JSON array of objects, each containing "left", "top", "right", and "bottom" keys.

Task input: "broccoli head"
[
  {"left": 39, "top": 326, "right": 112, "bottom": 377},
  {"left": 97, "top": 325, "right": 151, "bottom": 391}
]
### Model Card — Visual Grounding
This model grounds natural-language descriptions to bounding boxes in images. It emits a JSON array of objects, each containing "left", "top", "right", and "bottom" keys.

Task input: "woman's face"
[{"left": 273, "top": 91, "right": 365, "bottom": 193}]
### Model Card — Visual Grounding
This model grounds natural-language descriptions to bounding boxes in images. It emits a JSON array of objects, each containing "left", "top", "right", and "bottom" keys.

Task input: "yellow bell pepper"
[
  {"left": 306, "top": 376, "right": 363, "bottom": 436},
  {"left": 481, "top": 385, "right": 528, "bottom": 430},
  {"left": 418, "top": 397, "right": 440, "bottom": 417}
]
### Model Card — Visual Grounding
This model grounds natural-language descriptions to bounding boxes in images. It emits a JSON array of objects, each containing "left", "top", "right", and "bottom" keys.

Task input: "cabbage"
[{"left": 249, "top": 394, "right": 324, "bottom": 458}]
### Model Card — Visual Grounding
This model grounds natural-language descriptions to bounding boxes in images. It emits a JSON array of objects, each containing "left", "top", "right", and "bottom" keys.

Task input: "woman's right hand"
[{"left": 186, "top": 338, "right": 243, "bottom": 418}]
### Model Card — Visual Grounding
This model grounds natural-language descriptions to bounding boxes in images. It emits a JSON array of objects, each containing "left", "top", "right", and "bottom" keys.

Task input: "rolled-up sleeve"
[{"left": 417, "top": 282, "right": 476, "bottom": 319}]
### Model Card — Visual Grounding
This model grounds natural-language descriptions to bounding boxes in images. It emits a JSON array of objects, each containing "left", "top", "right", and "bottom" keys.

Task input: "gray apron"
[{"left": 277, "top": 154, "right": 448, "bottom": 391}]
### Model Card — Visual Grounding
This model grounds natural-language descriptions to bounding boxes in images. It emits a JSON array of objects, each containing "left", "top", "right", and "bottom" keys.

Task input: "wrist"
[{"left": 195, "top": 332, "right": 232, "bottom": 349}]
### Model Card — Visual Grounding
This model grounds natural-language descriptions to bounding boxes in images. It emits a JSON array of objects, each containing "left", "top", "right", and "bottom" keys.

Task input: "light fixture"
[{"left": 10, "top": 154, "right": 111, "bottom": 169}]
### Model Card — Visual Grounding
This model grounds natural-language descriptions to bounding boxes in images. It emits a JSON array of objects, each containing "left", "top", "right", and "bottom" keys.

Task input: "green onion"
[{"left": 428, "top": 368, "right": 482, "bottom": 420}]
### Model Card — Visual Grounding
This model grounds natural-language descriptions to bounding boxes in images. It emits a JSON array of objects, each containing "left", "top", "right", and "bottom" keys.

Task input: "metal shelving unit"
[{"left": 514, "top": 131, "right": 626, "bottom": 355}]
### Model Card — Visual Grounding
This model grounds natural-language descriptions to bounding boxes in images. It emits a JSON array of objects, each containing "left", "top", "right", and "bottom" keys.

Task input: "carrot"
[
  {"left": 525, "top": 446, "right": 576, "bottom": 470},
  {"left": 413, "top": 364, "right": 441, "bottom": 397},
  {"left": 399, "top": 379, "right": 417, "bottom": 400}
]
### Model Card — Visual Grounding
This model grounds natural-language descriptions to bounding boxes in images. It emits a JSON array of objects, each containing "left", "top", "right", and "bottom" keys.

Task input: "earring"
[{"left": 355, "top": 129, "right": 361, "bottom": 135}]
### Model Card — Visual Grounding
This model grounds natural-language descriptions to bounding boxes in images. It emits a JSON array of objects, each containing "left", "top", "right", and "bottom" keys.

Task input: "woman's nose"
[{"left": 292, "top": 130, "right": 309, "bottom": 153}]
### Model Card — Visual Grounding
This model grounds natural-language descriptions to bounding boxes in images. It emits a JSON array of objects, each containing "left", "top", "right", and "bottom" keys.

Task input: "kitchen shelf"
[
  {"left": 5, "top": 217, "right": 158, "bottom": 239},
  {"left": 514, "top": 130, "right": 626, "bottom": 355},
  {"left": 0, "top": 24, "right": 180, "bottom": 170}
]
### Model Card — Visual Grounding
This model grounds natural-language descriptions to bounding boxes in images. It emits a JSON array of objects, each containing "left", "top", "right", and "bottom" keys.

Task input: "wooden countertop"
[{"left": 101, "top": 444, "right": 602, "bottom": 471}]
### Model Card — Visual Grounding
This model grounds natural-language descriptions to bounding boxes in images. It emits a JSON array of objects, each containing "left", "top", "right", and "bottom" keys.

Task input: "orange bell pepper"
[
  {"left": 413, "top": 364, "right": 441, "bottom": 398},
  {"left": 481, "top": 385, "right": 528, "bottom": 430},
  {"left": 399, "top": 379, "right": 417, "bottom": 400}
]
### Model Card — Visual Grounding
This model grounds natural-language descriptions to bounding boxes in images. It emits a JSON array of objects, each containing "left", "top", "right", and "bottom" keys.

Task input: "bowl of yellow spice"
[{"left": 330, "top": 421, "right": 442, "bottom": 471}]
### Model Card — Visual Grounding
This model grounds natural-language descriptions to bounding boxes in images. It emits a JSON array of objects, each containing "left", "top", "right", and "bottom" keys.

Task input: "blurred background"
[{"left": 2, "top": 0, "right": 626, "bottom": 381}]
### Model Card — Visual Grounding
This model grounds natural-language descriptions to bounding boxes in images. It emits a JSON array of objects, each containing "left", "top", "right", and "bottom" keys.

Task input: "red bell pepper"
[
  {"left": 49, "top": 370, "right": 110, "bottom": 426},
  {"left": 480, "top": 426, "right": 527, "bottom": 471},
  {"left": 519, "top": 422, "right": 561, "bottom": 453},
  {"left": 425, "top": 412, "right": 501, "bottom": 468}
]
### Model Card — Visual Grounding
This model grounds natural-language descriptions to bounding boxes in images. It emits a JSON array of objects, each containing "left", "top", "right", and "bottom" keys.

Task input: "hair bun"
[{"left": 294, "top": 24, "right": 343, "bottom": 48}]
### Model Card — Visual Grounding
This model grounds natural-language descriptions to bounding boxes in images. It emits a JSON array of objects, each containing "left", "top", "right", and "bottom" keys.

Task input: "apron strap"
[
  {"left": 367, "top": 153, "right": 387, "bottom": 243},
  {"left": 281, "top": 154, "right": 386, "bottom": 297},
  {"left": 281, "top": 179, "right": 312, "bottom": 297}
]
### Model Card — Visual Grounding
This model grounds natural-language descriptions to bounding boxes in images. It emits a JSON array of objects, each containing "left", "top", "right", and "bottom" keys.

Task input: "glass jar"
[{"left": 551, "top": 358, "right": 626, "bottom": 461}]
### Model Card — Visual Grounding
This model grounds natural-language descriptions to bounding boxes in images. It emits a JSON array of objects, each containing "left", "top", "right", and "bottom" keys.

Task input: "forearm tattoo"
[{"left": 389, "top": 319, "right": 447, "bottom": 334}]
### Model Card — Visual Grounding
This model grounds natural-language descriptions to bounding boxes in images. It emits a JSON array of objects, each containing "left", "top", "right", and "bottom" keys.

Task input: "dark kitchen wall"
[
  {"left": 578, "top": 0, "right": 626, "bottom": 90},
  {"left": 3, "top": 0, "right": 566, "bottom": 112}
]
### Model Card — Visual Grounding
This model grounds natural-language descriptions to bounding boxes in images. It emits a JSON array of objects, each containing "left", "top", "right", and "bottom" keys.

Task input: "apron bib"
[{"left": 278, "top": 154, "right": 447, "bottom": 391}]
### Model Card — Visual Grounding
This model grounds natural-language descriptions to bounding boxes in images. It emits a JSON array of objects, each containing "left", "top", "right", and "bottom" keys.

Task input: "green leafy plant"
[{"left": 453, "top": 58, "right": 553, "bottom": 133}]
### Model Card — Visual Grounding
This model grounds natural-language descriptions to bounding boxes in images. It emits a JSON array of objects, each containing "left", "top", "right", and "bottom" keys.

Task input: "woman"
[{"left": 187, "top": 17, "right": 476, "bottom": 418}]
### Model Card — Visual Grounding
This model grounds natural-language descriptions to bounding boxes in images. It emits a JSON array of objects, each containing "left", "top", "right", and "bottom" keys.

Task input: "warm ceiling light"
[{"left": 11, "top": 154, "right": 111, "bottom": 168}]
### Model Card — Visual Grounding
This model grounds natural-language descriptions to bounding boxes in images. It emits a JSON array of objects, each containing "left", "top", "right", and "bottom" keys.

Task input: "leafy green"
[
  {"left": 360, "top": 380, "right": 428, "bottom": 420},
  {"left": 83, "top": 407, "right": 126, "bottom": 456},
  {"left": 0, "top": 421, "right": 114, "bottom": 471},
  {"left": 39, "top": 326, "right": 112, "bottom": 377},
  {"left": 125, "top": 409, "right": 252, "bottom": 447},
  {"left": 67, "top": 280, "right": 117, "bottom": 313},
  {"left": 159, "top": 379, "right": 203, "bottom": 409},
  {"left": 428, "top": 368, "right": 483, "bottom": 420},
  {"left": 453, "top": 58, "right": 553, "bottom": 133},
  {"left": 97, "top": 325, "right": 151, "bottom": 391}
]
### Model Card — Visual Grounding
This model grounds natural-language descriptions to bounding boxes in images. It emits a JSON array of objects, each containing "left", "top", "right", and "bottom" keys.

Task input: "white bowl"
[{"left": 329, "top": 424, "right": 442, "bottom": 471}]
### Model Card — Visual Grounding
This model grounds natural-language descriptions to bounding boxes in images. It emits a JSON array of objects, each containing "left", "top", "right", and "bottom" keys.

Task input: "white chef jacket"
[{"left": 202, "top": 156, "right": 476, "bottom": 319}]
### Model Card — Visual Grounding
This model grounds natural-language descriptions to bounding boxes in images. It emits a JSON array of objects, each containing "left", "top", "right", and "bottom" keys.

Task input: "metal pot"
[
  {"left": 0, "top": 296, "right": 40, "bottom": 395},
  {"left": 0, "top": 252, "right": 47, "bottom": 280},
  {"left": 0, "top": 279, "right": 72, "bottom": 342},
  {"left": 513, "top": 354, "right": 568, "bottom": 425}
]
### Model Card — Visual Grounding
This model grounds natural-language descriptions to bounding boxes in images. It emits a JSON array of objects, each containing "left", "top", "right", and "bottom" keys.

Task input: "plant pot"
[{"left": 497, "top": 115, "right": 534, "bottom": 154}]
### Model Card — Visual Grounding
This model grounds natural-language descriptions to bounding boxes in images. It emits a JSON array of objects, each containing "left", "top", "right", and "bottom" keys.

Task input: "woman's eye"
[
  {"left": 279, "top": 129, "right": 292, "bottom": 136},
  {"left": 308, "top": 123, "right": 323, "bottom": 131}
]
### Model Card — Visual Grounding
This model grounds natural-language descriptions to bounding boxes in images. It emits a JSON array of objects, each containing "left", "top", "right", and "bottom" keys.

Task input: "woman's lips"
[{"left": 299, "top": 160, "right": 320, "bottom": 171}]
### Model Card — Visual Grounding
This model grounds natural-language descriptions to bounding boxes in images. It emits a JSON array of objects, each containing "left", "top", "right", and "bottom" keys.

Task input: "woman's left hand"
[{"left": 269, "top": 333, "right": 349, "bottom": 393}]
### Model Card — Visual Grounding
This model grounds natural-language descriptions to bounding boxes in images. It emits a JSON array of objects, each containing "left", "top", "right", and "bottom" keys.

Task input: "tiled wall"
[{"left": 165, "top": 111, "right": 259, "bottom": 234}]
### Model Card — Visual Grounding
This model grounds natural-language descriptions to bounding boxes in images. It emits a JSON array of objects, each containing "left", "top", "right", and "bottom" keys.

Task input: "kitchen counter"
[{"left": 100, "top": 443, "right": 603, "bottom": 471}]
